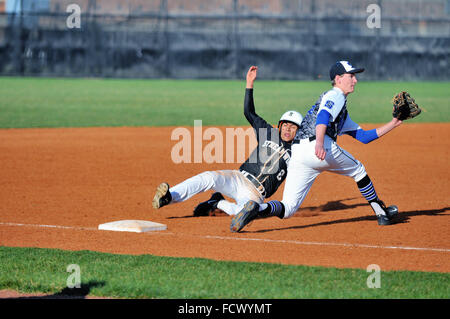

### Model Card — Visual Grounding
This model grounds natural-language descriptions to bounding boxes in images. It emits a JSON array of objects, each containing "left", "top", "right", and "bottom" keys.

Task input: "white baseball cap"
[
  {"left": 329, "top": 61, "right": 365, "bottom": 80},
  {"left": 278, "top": 110, "right": 303, "bottom": 128}
]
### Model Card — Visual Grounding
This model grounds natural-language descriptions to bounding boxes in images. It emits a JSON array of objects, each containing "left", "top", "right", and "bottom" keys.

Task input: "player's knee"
[
  {"left": 196, "top": 171, "right": 216, "bottom": 188},
  {"left": 198, "top": 171, "right": 214, "bottom": 178},
  {"left": 352, "top": 162, "right": 367, "bottom": 182}
]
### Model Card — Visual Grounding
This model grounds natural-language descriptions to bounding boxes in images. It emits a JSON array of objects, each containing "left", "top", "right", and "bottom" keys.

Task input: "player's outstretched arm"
[
  {"left": 375, "top": 118, "right": 402, "bottom": 138},
  {"left": 243, "top": 66, "right": 271, "bottom": 130},
  {"left": 345, "top": 117, "right": 403, "bottom": 144}
]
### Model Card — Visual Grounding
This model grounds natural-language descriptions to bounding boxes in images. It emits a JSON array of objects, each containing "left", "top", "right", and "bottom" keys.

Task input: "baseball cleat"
[
  {"left": 373, "top": 201, "right": 398, "bottom": 226},
  {"left": 193, "top": 192, "right": 225, "bottom": 217},
  {"left": 377, "top": 214, "right": 392, "bottom": 226},
  {"left": 230, "top": 200, "right": 259, "bottom": 232},
  {"left": 152, "top": 182, "right": 172, "bottom": 209},
  {"left": 386, "top": 205, "right": 398, "bottom": 219}
]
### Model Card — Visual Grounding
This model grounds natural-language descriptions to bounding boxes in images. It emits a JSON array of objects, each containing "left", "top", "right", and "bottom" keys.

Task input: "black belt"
[
  {"left": 293, "top": 136, "right": 315, "bottom": 144},
  {"left": 294, "top": 135, "right": 336, "bottom": 143},
  {"left": 239, "top": 170, "right": 266, "bottom": 198}
]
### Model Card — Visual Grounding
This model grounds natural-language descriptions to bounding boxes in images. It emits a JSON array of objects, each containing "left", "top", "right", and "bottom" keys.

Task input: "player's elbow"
[
  {"left": 357, "top": 129, "right": 378, "bottom": 144},
  {"left": 359, "top": 138, "right": 371, "bottom": 144},
  {"left": 347, "top": 129, "right": 378, "bottom": 144}
]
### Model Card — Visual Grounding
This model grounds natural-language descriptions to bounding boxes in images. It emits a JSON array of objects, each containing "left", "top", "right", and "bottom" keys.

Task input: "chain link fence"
[{"left": 1, "top": 0, "right": 449, "bottom": 79}]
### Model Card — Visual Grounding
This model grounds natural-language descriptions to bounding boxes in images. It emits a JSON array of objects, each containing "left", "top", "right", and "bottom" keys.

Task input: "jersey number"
[{"left": 276, "top": 169, "right": 285, "bottom": 181}]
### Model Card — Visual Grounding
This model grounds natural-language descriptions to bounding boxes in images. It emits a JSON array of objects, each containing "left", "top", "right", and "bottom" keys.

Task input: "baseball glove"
[{"left": 392, "top": 91, "right": 421, "bottom": 121}]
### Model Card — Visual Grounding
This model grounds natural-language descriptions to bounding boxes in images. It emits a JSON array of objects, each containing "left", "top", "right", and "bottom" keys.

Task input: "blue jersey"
[{"left": 296, "top": 87, "right": 360, "bottom": 141}]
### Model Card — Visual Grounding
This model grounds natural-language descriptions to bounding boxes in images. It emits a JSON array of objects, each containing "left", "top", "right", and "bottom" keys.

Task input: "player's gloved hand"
[{"left": 392, "top": 91, "right": 421, "bottom": 121}]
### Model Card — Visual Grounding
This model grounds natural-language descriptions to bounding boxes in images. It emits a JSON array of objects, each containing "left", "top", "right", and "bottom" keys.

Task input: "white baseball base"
[{"left": 98, "top": 220, "right": 167, "bottom": 233}]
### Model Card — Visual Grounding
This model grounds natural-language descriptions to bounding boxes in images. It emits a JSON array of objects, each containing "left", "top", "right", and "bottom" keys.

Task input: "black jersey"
[{"left": 239, "top": 89, "right": 292, "bottom": 198}]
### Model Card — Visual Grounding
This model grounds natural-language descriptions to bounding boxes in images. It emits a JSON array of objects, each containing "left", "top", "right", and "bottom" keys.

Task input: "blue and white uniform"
[
  {"left": 235, "top": 61, "right": 399, "bottom": 229},
  {"left": 281, "top": 86, "right": 378, "bottom": 218}
]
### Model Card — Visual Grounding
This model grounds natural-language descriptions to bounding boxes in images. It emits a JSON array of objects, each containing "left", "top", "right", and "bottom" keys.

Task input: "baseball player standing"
[
  {"left": 152, "top": 66, "right": 303, "bottom": 216},
  {"left": 231, "top": 61, "right": 402, "bottom": 232}
]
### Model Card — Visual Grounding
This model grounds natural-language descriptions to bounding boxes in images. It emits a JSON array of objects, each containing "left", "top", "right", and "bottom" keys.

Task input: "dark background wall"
[{"left": 1, "top": 0, "right": 449, "bottom": 80}]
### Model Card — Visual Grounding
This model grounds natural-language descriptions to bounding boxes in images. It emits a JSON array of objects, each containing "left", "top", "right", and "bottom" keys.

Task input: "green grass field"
[
  {"left": 1, "top": 247, "right": 448, "bottom": 299},
  {"left": 0, "top": 76, "right": 449, "bottom": 299},
  {"left": 0, "top": 77, "right": 448, "bottom": 128}
]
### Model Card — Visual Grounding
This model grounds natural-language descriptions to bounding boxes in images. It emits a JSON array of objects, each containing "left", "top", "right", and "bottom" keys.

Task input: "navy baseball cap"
[{"left": 329, "top": 61, "right": 365, "bottom": 80}]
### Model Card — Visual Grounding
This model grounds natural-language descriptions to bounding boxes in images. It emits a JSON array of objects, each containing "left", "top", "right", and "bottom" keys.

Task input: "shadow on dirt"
[
  {"left": 168, "top": 197, "right": 366, "bottom": 219},
  {"left": 248, "top": 206, "right": 450, "bottom": 233}
]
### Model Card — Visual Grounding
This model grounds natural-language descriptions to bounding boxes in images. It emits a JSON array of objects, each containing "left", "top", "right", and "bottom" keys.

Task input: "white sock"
[
  {"left": 370, "top": 202, "right": 386, "bottom": 216},
  {"left": 217, "top": 200, "right": 239, "bottom": 216}
]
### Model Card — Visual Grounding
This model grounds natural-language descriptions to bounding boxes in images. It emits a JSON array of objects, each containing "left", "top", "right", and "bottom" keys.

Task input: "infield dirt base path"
[{"left": 0, "top": 124, "right": 449, "bottom": 273}]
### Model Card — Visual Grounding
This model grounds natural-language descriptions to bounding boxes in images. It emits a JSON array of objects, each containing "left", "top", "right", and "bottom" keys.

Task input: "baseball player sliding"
[
  {"left": 152, "top": 66, "right": 303, "bottom": 216},
  {"left": 231, "top": 60, "right": 407, "bottom": 232}
]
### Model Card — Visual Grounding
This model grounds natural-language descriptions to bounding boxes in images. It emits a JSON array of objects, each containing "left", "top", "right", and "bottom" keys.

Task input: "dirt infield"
[{"left": 0, "top": 124, "right": 449, "bottom": 273}]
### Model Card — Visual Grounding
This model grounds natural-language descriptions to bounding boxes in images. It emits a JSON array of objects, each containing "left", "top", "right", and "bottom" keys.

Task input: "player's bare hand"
[
  {"left": 392, "top": 118, "right": 403, "bottom": 127},
  {"left": 246, "top": 66, "right": 258, "bottom": 88},
  {"left": 315, "top": 143, "right": 326, "bottom": 160}
]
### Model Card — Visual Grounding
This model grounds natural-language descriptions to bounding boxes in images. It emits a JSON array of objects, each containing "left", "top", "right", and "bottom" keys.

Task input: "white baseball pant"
[
  {"left": 282, "top": 135, "right": 367, "bottom": 218},
  {"left": 169, "top": 170, "right": 264, "bottom": 215}
]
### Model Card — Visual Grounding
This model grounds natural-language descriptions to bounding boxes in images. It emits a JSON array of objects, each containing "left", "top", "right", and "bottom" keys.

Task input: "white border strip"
[{"left": 1, "top": 222, "right": 449, "bottom": 253}]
